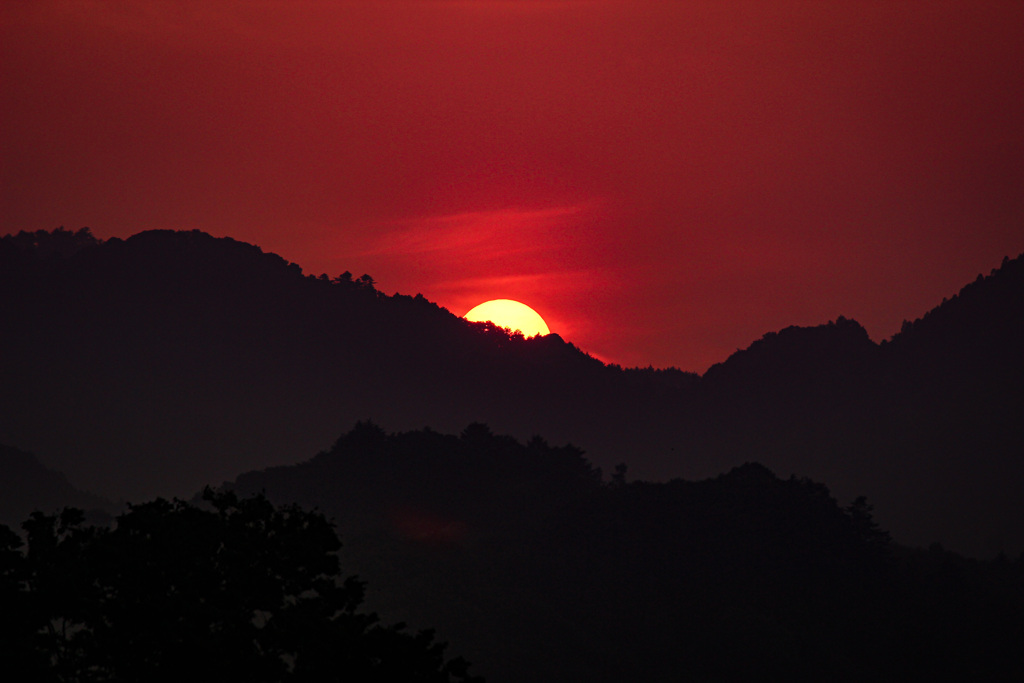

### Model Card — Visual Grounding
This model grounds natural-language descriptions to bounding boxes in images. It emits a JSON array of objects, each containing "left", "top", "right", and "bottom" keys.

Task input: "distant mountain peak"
[{"left": 703, "top": 316, "right": 876, "bottom": 384}]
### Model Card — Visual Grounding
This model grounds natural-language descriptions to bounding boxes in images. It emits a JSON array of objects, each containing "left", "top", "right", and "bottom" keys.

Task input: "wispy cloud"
[
  {"left": 432, "top": 270, "right": 606, "bottom": 296},
  {"left": 360, "top": 203, "right": 596, "bottom": 261}
]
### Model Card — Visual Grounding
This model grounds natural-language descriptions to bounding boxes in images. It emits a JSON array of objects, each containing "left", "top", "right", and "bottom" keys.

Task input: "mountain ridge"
[{"left": 1, "top": 227, "right": 1021, "bottom": 556}]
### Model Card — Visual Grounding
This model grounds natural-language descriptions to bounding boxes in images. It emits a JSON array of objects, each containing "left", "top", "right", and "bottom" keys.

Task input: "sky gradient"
[{"left": 3, "top": 1, "right": 1022, "bottom": 371}]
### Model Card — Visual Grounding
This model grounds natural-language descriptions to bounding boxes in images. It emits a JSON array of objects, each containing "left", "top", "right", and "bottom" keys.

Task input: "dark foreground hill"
[
  {"left": 1, "top": 227, "right": 1022, "bottom": 556},
  {"left": 222, "top": 423, "right": 1024, "bottom": 683}
]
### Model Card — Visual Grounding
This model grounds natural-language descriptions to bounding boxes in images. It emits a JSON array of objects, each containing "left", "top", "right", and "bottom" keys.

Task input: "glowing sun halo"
[{"left": 464, "top": 299, "right": 551, "bottom": 337}]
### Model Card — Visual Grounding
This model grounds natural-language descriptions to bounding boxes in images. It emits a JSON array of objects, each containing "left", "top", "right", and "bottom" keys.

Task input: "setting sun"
[{"left": 464, "top": 299, "right": 551, "bottom": 337}]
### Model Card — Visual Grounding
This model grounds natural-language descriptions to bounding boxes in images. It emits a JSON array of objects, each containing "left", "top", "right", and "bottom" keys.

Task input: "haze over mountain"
[
  {"left": 1, "top": 228, "right": 1021, "bottom": 557},
  {"left": 0, "top": 444, "right": 112, "bottom": 529}
]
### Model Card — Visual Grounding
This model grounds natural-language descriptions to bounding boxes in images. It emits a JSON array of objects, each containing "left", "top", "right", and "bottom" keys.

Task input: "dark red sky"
[{"left": 3, "top": 1, "right": 1022, "bottom": 372}]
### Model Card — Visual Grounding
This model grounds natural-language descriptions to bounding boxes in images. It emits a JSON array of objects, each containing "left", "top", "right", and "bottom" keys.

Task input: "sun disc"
[{"left": 464, "top": 299, "right": 551, "bottom": 337}]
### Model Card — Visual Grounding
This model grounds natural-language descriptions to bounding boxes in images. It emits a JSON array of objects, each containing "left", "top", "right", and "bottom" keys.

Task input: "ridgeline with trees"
[{"left": 215, "top": 423, "right": 1024, "bottom": 682}]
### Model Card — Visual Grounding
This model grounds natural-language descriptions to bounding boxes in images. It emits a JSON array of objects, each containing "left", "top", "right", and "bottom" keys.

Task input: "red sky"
[{"left": 3, "top": 1, "right": 1022, "bottom": 372}]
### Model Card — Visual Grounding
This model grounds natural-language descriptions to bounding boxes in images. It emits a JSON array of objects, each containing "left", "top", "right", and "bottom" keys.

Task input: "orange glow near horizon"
[{"left": 464, "top": 299, "right": 551, "bottom": 338}]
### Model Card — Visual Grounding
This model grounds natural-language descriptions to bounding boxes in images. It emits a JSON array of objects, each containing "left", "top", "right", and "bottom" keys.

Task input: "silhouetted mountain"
[
  {"left": 221, "top": 424, "right": 1024, "bottom": 683},
  {"left": 702, "top": 315, "right": 878, "bottom": 418},
  {"left": 706, "top": 316, "right": 877, "bottom": 382},
  {"left": 0, "top": 228, "right": 692, "bottom": 497},
  {"left": 1, "top": 227, "right": 1021, "bottom": 557},
  {"left": 867, "top": 255, "right": 1024, "bottom": 555},
  {"left": 0, "top": 444, "right": 114, "bottom": 528},
  {"left": 689, "top": 261, "right": 1024, "bottom": 557}
]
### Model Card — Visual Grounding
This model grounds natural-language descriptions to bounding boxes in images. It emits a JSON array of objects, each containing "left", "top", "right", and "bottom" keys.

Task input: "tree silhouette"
[{"left": 0, "top": 489, "right": 482, "bottom": 682}]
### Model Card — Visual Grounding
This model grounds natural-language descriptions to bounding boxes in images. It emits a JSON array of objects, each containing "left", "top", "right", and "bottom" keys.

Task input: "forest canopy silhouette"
[{"left": 1, "top": 487, "right": 481, "bottom": 682}]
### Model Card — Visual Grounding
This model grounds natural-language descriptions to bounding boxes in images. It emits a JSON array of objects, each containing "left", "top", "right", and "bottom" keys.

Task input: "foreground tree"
[{"left": 0, "top": 489, "right": 481, "bottom": 682}]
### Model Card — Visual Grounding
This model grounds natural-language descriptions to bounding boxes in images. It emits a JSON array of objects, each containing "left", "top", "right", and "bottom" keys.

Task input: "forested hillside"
[{"left": 220, "top": 423, "right": 1024, "bottom": 682}]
